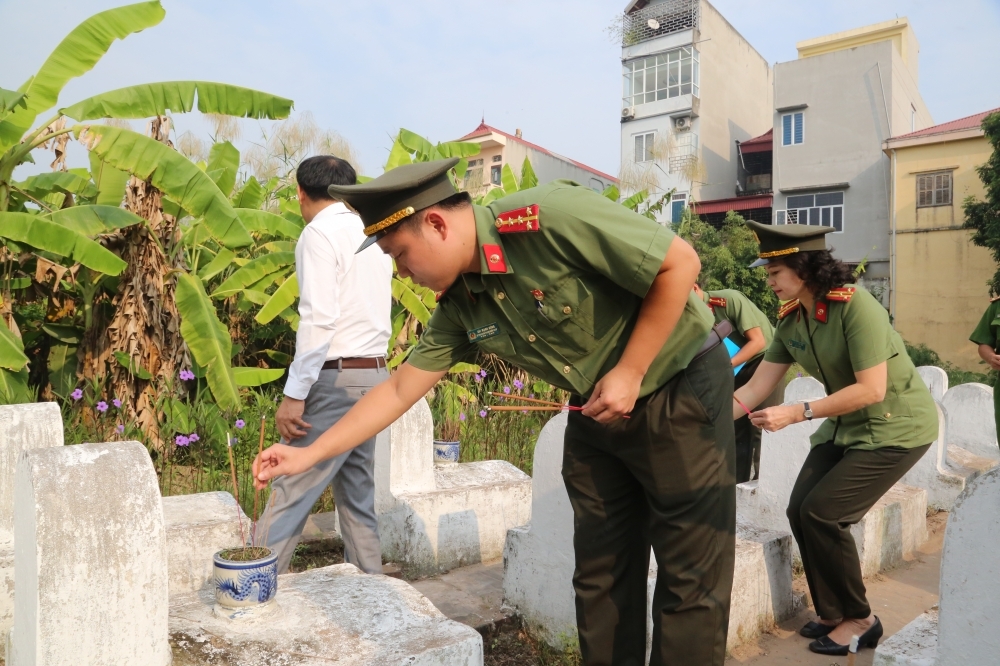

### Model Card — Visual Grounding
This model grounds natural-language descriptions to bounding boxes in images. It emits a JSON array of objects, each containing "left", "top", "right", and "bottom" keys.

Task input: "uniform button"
[
  {"left": 563, "top": 366, "right": 571, "bottom": 374},
  {"left": 562, "top": 306, "right": 572, "bottom": 315},
  {"left": 885, "top": 412, "right": 891, "bottom": 418},
  {"left": 527, "top": 334, "right": 536, "bottom": 342},
  {"left": 497, "top": 292, "right": 505, "bottom": 300}
]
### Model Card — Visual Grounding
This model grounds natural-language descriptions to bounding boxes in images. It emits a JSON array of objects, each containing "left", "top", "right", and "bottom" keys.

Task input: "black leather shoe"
[
  {"left": 799, "top": 621, "right": 835, "bottom": 638},
  {"left": 808, "top": 616, "right": 884, "bottom": 655}
]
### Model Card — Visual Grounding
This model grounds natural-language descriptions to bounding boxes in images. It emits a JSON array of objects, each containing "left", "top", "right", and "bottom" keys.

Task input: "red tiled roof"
[
  {"left": 891, "top": 107, "right": 1000, "bottom": 141},
  {"left": 458, "top": 122, "right": 618, "bottom": 183},
  {"left": 692, "top": 194, "right": 772, "bottom": 215},
  {"left": 739, "top": 128, "right": 773, "bottom": 151}
]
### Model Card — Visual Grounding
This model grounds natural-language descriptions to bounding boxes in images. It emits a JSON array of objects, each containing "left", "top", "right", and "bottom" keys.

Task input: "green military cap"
[
  {"left": 327, "top": 158, "right": 461, "bottom": 253},
  {"left": 745, "top": 220, "right": 835, "bottom": 268}
]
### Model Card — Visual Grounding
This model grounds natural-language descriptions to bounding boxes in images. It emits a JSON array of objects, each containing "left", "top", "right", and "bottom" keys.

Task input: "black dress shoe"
[
  {"left": 808, "top": 616, "right": 884, "bottom": 655},
  {"left": 799, "top": 621, "right": 835, "bottom": 638}
]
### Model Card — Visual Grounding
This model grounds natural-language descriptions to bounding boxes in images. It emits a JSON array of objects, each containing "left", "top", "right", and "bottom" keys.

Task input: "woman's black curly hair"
[{"left": 773, "top": 249, "right": 855, "bottom": 298}]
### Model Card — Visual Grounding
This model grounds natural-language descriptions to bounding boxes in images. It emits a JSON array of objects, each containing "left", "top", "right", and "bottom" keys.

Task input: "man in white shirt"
[{"left": 264, "top": 155, "right": 393, "bottom": 574}]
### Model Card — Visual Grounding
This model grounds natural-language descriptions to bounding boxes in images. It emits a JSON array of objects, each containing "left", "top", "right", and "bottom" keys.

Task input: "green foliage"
[
  {"left": 175, "top": 273, "right": 240, "bottom": 410},
  {"left": 963, "top": 111, "right": 1000, "bottom": 295},
  {"left": 904, "top": 340, "right": 995, "bottom": 388},
  {"left": 0, "top": 211, "right": 126, "bottom": 274}
]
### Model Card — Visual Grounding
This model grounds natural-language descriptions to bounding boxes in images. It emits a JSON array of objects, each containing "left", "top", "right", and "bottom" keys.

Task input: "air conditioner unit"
[
  {"left": 621, "top": 107, "right": 635, "bottom": 120},
  {"left": 674, "top": 116, "right": 691, "bottom": 131}
]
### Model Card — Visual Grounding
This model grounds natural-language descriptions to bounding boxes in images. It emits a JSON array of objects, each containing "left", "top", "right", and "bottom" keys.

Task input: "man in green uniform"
[
  {"left": 970, "top": 296, "right": 1000, "bottom": 442},
  {"left": 253, "top": 159, "right": 737, "bottom": 665},
  {"left": 692, "top": 283, "right": 780, "bottom": 481}
]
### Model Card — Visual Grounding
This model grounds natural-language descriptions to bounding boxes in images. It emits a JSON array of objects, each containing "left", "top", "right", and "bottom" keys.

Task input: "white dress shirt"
[{"left": 283, "top": 202, "right": 393, "bottom": 400}]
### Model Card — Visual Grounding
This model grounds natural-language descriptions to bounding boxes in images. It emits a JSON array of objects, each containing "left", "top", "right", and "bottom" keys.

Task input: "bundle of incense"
[
  {"left": 225, "top": 431, "right": 247, "bottom": 547},
  {"left": 251, "top": 414, "right": 267, "bottom": 546},
  {"left": 488, "top": 392, "right": 630, "bottom": 418}
]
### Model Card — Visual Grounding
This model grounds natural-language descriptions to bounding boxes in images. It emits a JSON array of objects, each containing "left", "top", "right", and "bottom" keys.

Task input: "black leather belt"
[
  {"left": 691, "top": 321, "right": 733, "bottom": 363},
  {"left": 322, "top": 357, "right": 387, "bottom": 370}
]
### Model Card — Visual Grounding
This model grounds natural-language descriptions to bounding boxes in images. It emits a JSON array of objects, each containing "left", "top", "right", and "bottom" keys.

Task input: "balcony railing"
[{"left": 623, "top": 0, "right": 700, "bottom": 46}]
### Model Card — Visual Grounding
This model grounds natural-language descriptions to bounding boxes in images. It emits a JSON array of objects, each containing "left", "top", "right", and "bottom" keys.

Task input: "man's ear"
[
  {"left": 423, "top": 209, "right": 448, "bottom": 241},
  {"left": 296, "top": 184, "right": 307, "bottom": 202}
]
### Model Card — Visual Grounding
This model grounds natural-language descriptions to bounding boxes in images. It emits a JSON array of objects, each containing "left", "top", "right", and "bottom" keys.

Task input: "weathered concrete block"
[
  {"left": 163, "top": 491, "right": 247, "bottom": 597},
  {"left": 0, "top": 403, "right": 63, "bottom": 639},
  {"left": 873, "top": 609, "right": 938, "bottom": 666},
  {"left": 503, "top": 414, "right": 798, "bottom": 655},
  {"left": 9, "top": 441, "right": 169, "bottom": 666},
  {"left": 168, "top": 563, "right": 483, "bottom": 665},
  {"left": 917, "top": 366, "right": 949, "bottom": 402},
  {"left": 374, "top": 399, "right": 531, "bottom": 575},
  {"left": 941, "top": 383, "right": 997, "bottom": 461}
]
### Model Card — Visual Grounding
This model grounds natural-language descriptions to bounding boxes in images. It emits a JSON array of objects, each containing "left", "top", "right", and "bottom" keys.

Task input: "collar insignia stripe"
[
  {"left": 825, "top": 287, "right": 856, "bottom": 302},
  {"left": 778, "top": 300, "right": 801, "bottom": 319},
  {"left": 708, "top": 297, "right": 727, "bottom": 308}
]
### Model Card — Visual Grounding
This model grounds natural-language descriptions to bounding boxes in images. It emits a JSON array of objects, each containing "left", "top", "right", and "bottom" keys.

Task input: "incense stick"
[
  {"left": 487, "top": 404, "right": 630, "bottom": 419},
  {"left": 225, "top": 431, "right": 247, "bottom": 547},
  {"left": 734, "top": 395, "right": 753, "bottom": 417},
  {"left": 489, "top": 392, "right": 565, "bottom": 407},
  {"left": 251, "top": 415, "right": 266, "bottom": 544}
]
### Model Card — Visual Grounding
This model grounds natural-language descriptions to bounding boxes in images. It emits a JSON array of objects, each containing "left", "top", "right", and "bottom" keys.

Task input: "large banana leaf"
[
  {"left": 206, "top": 140, "right": 239, "bottom": 198},
  {"left": 392, "top": 277, "right": 431, "bottom": 325},
  {"left": 398, "top": 129, "right": 436, "bottom": 160},
  {"left": 47, "top": 343, "right": 78, "bottom": 399},
  {"left": 501, "top": 163, "right": 519, "bottom": 193},
  {"left": 255, "top": 273, "right": 298, "bottom": 324},
  {"left": 236, "top": 209, "right": 302, "bottom": 240},
  {"left": 61, "top": 81, "right": 293, "bottom": 122},
  {"left": 17, "top": 171, "right": 98, "bottom": 199},
  {"left": 436, "top": 141, "right": 481, "bottom": 159},
  {"left": 0, "top": 323, "right": 29, "bottom": 371},
  {"left": 385, "top": 136, "right": 413, "bottom": 171},
  {"left": 0, "top": 212, "right": 127, "bottom": 275},
  {"left": 0, "top": 1, "right": 166, "bottom": 150},
  {"left": 197, "top": 248, "right": 236, "bottom": 281},
  {"left": 0, "top": 368, "right": 32, "bottom": 405},
  {"left": 621, "top": 190, "right": 648, "bottom": 210},
  {"left": 232, "top": 176, "right": 265, "bottom": 209},
  {"left": 519, "top": 157, "right": 538, "bottom": 190},
  {"left": 481, "top": 187, "right": 507, "bottom": 206},
  {"left": 174, "top": 273, "right": 240, "bottom": 410},
  {"left": 0, "top": 87, "right": 28, "bottom": 120},
  {"left": 602, "top": 184, "right": 620, "bottom": 202},
  {"left": 76, "top": 125, "right": 253, "bottom": 248},
  {"left": 89, "top": 150, "right": 130, "bottom": 206},
  {"left": 233, "top": 367, "right": 285, "bottom": 387},
  {"left": 211, "top": 252, "right": 295, "bottom": 298},
  {"left": 45, "top": 205, "right": 144, "bottom": 236}
]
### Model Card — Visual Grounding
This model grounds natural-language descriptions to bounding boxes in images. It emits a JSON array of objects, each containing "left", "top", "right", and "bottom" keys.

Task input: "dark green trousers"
[
  {"left": 733, "top": 355, "right": 783, "bottom": 483},
  {"left": 563, "top": 344, "right": 736, "bottom": 666},
  {"left": 786, "top": 442, "right": 930, "bottom": 620}
]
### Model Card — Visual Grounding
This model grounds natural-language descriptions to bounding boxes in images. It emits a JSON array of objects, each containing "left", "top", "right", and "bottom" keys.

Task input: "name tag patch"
[
  {"left": 468, "top": 322, "right": 501, "bottom": 343},
  {"left": 788, "top": 339, "right": 807, "bottom": 351}
]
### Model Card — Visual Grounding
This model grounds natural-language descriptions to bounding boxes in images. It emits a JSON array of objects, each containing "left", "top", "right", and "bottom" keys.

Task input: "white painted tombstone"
[
  {"left": 874, "top": 467, "right": 1000, "bottom": 666},
  {"left": 941, "top": 383, "right": 997, "bottom": 461},
  {"left": 503, "top": 413, "right": 798, "bottom": 655},
  {"left": 374, "top": 399, "right": 531, "bottom": 575},
  {"left": 917, "top": 366, "right": 949, "bottom": 402},
  {"left": 7, "top": 441, "right": 170, "bottom": 666},
  {"left": 783, "top": 376, "right": 826, "bottom": 403},
  {"left": 162, "top": 491, "right": 247, "bottom": 596},
  {"left": 0, "top": 403, "right": 63, "bottom": 638}
]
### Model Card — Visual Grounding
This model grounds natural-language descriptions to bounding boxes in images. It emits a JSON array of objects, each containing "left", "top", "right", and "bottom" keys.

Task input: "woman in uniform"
[
  {"left": 732, "top": 221, "right": 937, "bottom": 656},
  {"left": 970, "top": 295, "right": 1000, "bottom": 441}
]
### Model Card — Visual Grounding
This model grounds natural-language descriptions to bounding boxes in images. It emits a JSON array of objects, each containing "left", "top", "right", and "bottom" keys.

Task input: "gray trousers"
[{"left": 263, "top": 365, "right": 387, "bottom": 574}]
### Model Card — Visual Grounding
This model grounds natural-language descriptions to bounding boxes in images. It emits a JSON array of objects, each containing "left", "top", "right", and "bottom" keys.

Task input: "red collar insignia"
[
  {"left": 815, "top": 301, "right": 828, "bottom": 323},
  {"left": 825, "top": 287, "right": 856, "bottom": 302},
  {"left": 707, "top": 296, "right": 727, "bottom": 309},
  {"left": 494, "top": 205, "right": 540, "bottom": 233},
  {"left": 777, "top": 300, "right": 800, "bottom": 320},
  {"left": 483, "top": 244, "right": 507, "bottom": 273}
]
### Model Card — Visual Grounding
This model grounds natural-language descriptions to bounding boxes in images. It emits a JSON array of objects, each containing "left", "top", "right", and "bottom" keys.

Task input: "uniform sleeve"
[
  {"left": 727, "top": 293, "right": 761, "bottom": 336},
  {"left": 407, "top": 298, "right": 478, "bottom": 372},
  {"left": 969, "top": 302, "right": 999, "bottom": 347},
  {"left": 539, "top": 185, "right": 673, "bottom": 298},
  {"left": 842, "top": 288, "right": 895, "bottom": 373},
  {"left": 763, "top": 334, "right": 794, "bottom": 364}
]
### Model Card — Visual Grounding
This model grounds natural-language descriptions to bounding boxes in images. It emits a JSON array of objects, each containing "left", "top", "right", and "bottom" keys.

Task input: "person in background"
[
  {"left": 970, "top": 295, "right": 1000, "bottom": 443},
  {"left": 733, "top": 221, "right": 936, "bottom": 656},
  {"left": 693, "top": 282, "right": 782, "bottom": 481},
  {"left": 263, "top": 155, "right": 393, "bottom": 575}
]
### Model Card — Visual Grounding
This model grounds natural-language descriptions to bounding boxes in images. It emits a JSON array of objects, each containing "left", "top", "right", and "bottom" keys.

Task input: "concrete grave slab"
[
  {"left": 0, "top": 403, "right": 63, "bottom": 638},
  {"left": 163, "top": 491, "right": 247, "bottom": 597},
  {"left": 8, "top": 441, "right": 169, "bottom": 666},
  {"left": 374, "top": 399, "right": 531, "bottom": 576},
  {"left": 941, "top": 383, "right": 997, "bottom": 461},
  {"left": 873, "top": 608, "right": 938, "bottom": 666},
  {"left": 168, "top": 563, "right": 483, "bottom": 665},
  {"left": 916, "top": 366, "right": 949, "bottom": 402}
]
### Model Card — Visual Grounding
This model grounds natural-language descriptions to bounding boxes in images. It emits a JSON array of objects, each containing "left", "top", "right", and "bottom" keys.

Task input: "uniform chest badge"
[
  {"left": 468, "top": 322, "right": 501, "bottom": 342},
  {"left": 495, "top": 205, "right": 540, "bottom": 233},
  {"left": 788, "top": 339, "right": 807, "bottom": 351},
  {"left": 482, "top": 244, "right": 507, "bottom": 273}
]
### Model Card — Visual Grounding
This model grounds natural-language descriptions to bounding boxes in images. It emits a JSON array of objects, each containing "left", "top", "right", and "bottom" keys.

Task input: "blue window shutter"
[
  {"left": 671, "top": 199, "right": 685, "bottom": 222},
  {"left": 782, "top": 115, "right": 792, "bottom": 146},
  {"left": 794, "top": 113, "right": 804, "bottom": 144}
]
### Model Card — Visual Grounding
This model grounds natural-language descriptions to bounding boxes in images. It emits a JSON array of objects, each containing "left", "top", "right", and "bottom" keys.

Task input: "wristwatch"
[{"left": 803, "top": 402, "right": 814, "bottom": 421}]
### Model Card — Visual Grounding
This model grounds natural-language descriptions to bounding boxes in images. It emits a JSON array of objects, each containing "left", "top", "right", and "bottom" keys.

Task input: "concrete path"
[{"left": 411, "top": 560, "right": 511, "bottom": 631}]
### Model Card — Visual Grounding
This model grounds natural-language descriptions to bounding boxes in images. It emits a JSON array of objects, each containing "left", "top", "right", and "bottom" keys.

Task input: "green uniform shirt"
[
  {"left": 970, "top": 299, "right": 1000, "bottom": 351},
  {"left": 763, "top": 285, "right": 938, "bottom": 450},
  {"left": 408, "top": 180, "right": 715, "bottom": 397},
  {"left": 702, "top": 289, "right": 774, "bottom": 359}
]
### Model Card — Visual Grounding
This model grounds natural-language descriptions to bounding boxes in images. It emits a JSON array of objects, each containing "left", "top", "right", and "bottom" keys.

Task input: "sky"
[{"left": 1, "top": 0, "right": 998, "bottom": 179}]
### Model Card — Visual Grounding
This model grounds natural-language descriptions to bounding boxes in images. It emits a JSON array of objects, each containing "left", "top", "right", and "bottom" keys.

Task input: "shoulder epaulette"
[
  {"left": 494, "top": 205, "right": 540, "bottom": 233},
  {"left": 708, "top": 296, "right": 727, "bottom": 309},
  {"left": 777, "top": 300, "right": 800, "bottom": 320},
  {"left": 991, "top": 294, "right": 1000, "bottom": 303},
  {"left": 825, "top": 287, "right": 856, "bottom": 303}
]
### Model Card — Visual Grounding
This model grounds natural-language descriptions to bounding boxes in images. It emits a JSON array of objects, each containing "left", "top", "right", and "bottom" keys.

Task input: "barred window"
[{"left": 917, "top": 172, "right": 952, "bottom": 207}]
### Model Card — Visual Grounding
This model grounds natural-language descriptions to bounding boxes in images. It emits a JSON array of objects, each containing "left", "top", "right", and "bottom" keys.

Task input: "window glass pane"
[
  {"left": 668, "top": 86, "right": 678, "bottom": 98},
  {"left": 668, "top": 50, "right": 679, "bottom": 62},
  {"left": 940, "top": 174, "right": 951, "bottom": 204},
  {"left": 491, "top": 166, "right": 501, "bottom": 185},
  {"left": 656, "top": 65, "right": 669, "bottom": 92},
  {"left": 669, "top": 62, "right": 679, "bottom": 87},
  {"left": 794, "top": 113, "right": 804, "bottom": 144},
  {"left": 776, "top": 210, "right": 786, "bottom": 225},
  {"left": 656, "top": 89, "right": 667, "bottom": 101},
  {"left": 656, "top": 54, "right": 667, "bottom": 66},
  {"left": 634, "top": 70, "right": 644, "bottom": 94},
  {"left": 787, "top": 209, "right": 799, "bottom": 224},
  {"left": 680, "top": 83, "right": 691, "bottom": 95},
  {"left": 782, "top": 115, "right": 792, "bottom": 146},
  {"left": 645, "top": 92, "right": 655, "bottom": 103},
  {"left": 833, "top": 206, "right": 843, "bottom": 232},
  {"left": 681, "top": 47, "right": 691, "bottom": 57},
  {"left": 807, "top": 208, "right": 820, "bottom": 225},
  {"left": 635, "top": 135, "right": 644, "bottom": 162},
  {"left": 681, "top": 62, "right": 691, "bottom": 85},
  {"left": 645, "top": 57, "right": 656, "bottom": 69},
  {"left": 787, "top": 195, "right": 814, "bottom": 208},
  {"left": 822, "top": 208, "right": 832, "bottom": 226},
  {"left": 815, "top": 192, "right": 843, "bottom": 206}
]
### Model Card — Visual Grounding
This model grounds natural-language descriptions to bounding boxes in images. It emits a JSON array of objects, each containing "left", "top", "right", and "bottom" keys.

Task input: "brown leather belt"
[
  {"left": 322, "top": 357, "right": 387, "bottom": 370},
  {"left": 691, "top": 320, "right": 733, "bottom": 363}
]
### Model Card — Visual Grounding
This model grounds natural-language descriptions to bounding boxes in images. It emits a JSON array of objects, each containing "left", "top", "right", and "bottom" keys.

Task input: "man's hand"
[
  {"left": 252, "top": 443, "right": 316, "bottom": 489},
  {"left": 581, "top": 364, "right": 642, "bottom": 424},
  {"left": 749, "top": 404, "right": 803, "bottom": 432},
  {"left": 276, "top": 397, "right": 311, "bottom": 442},
  {"left": 987, "top": 352, "right": 1000, "bottom": 371}
]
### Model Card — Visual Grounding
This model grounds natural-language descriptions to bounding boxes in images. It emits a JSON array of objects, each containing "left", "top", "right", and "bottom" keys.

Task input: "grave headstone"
[
  {"left": 941, "top": 383, "right": 997, "bottom": 461},
  {"left": 917, "top": 366, "right": 949, "bottom": 402},
  {"left": 783, "top": 376, "right": 826, "bottom": 403},
  {"left": 162, "top": 491, "right": 247, "bottom": 596}
]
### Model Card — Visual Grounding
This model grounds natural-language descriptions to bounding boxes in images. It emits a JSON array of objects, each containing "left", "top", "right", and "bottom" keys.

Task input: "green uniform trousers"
[
  {"left": 562, "top": 344, "right": 736, "bottom": 666},
  {"left": 733, "top": 355, "right": 782, "bottom": 483},
  {"left": 786, "top": 442, "right": 930, "bottom": 620}
]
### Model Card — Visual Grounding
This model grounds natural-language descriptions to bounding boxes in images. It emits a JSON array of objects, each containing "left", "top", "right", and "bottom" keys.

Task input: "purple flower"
[
  {"left": 175, "top": 435, "right": 190, "bottom": 447},
  {"left": 235, "top": 419, "right": 246, "bottom": 430},
  {"left": 479, "top": 409, "right": 488, "bottom": 418},
  {"left": 459, "top": 413, "right": 466, "bottom": 421},
  {"left": 474, "top": 374, "right": 482, "bottom": 383},
  {"left": 478, "top": 369, "right": 487, "bottom": 378},
  {"left": 112, "top": 398, "right": 122, "bottom": 408},
  {"left": 230, "top": 437, "right": 239, "bottom": 446},
  {"left": 116, "top": 424, "right": 125, "bottom": 434},
  {"left": 70, "top": 388, "right": 83, "bottom": 401},
  {"left": 179, "top": 369, "right": 195, "bottom": 381},
  {"left": 503, "top": 386, "right": 511, "bottom": 394},
  {"left": 513, "top": 379, "right": 524, "bottom": 390},
  {"left": 188, "top": 433, "right": 200, "bottom": 443},
  {"left": 96, "top": 401, "right": 108, "bottom": 413},
  {"left": 529, "top": 393, "right": 535, "bottom": 399},
  {"left": 796, "top": 372, "right": 803, "bottom": 377}
]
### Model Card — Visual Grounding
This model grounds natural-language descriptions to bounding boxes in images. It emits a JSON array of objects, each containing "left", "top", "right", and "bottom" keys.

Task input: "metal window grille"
[
  {"left": 623, "top": 0, "right": 700, "bottom": 46},
  {"left": 917, "top": 172, "right": 952, "bottom": 207},
  {"left": 784, "top": 192, "right": 844, "bottom": 232},
  {"left": 668, "top": 132, "right": 698, "bottom": 173}
]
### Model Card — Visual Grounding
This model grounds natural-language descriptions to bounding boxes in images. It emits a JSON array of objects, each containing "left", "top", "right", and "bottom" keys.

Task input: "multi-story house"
[
  {"left": 618, "top": 0, "right": 772, "bottom": 223},
  {"left": 456, "top": 121, "right": 617, "bottom": 197},
  {"left": 770, "top": 18, "right": 933, "bottom": 295}
]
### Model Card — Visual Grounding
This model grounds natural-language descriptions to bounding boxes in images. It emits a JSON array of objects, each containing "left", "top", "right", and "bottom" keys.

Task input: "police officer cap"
[
  {"left": 745, "top": 219, "right": 835, "bottom": 268},
  {"left": 327, "top": 158, "right": 461, "bottom": 253}
]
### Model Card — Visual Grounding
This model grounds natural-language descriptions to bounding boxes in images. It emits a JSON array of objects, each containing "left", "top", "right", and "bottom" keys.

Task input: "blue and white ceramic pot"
[
  {"left": 213, "top": 547, "right": 278, "bottom": 610},
  {"left": 433, "top": 440, "right": 460, "bottom": 463}
]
